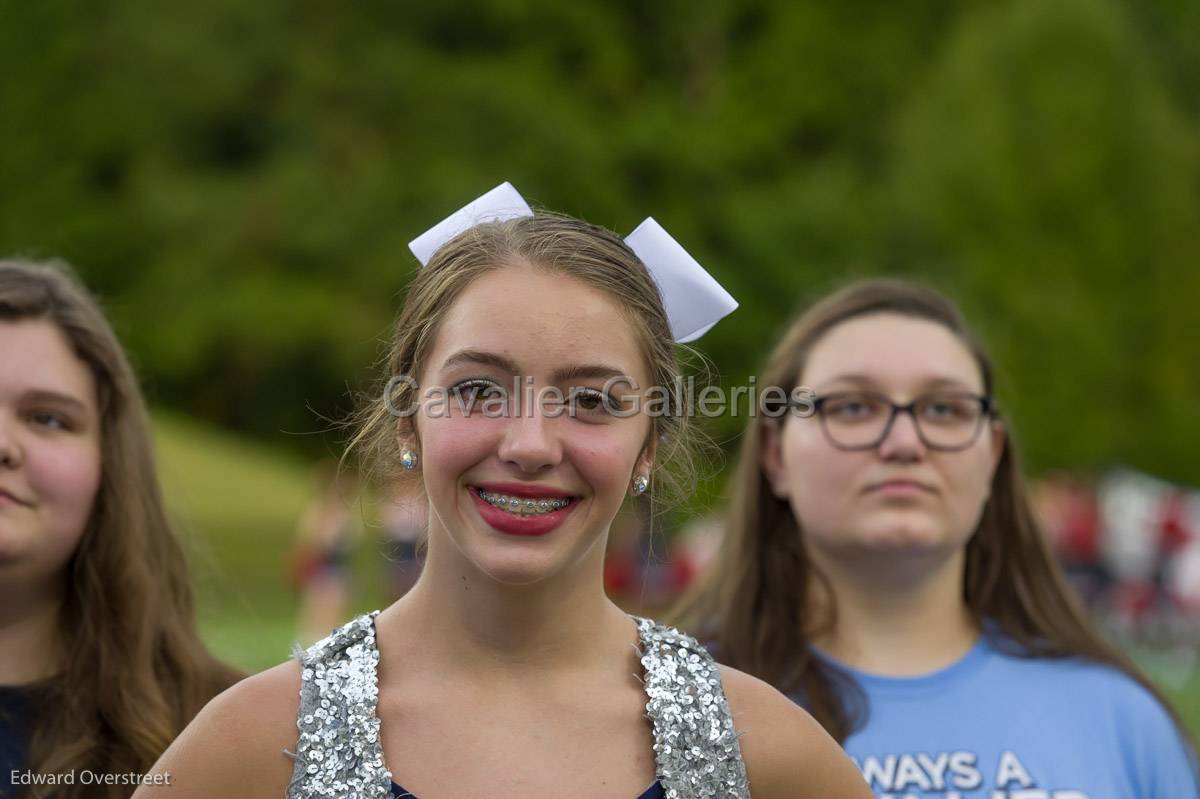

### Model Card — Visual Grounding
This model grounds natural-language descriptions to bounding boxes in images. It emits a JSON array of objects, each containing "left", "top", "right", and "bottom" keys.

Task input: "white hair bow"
[{"left": 407, "top": 182, "right": 738, "bottom": 343}]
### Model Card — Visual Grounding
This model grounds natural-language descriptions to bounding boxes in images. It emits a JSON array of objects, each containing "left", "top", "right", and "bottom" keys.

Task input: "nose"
[
  {"left": 0, "top": 414, "right": 21, "bottom": 469},
  {"left": 496, "top": 407, "right": 563, "bottom": 474},
  {"left": 876, "top": 406, "right": 925, "bottom": 462}
]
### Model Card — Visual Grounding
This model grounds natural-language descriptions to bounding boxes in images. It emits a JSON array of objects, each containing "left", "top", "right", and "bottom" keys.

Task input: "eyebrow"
[
  {"left": 441, "top": 350, "right": 631, "bottom": 383},
  {"left": 815, "top": 373, "right": 981, "bottom": 393},
  {"left": 24, "top": 389, "right": 90, "bottom": 413}
]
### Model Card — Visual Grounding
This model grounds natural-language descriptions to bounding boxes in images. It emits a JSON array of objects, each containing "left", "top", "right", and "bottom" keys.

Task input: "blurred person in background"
[
  {"left": 1032, "top": 471, "right": 1108, "bottom": 608},
  {"left": 288, "top": 460, "right": 362, "bottom": 644},
  {"left": 673, "top": 511, "right": 723, "bottom": 589},
  {"left": 1035, "top": 468, "right": 1200, "bottom": 645},
  {"left": 0, "top": 260, "right": 240, "bottom": 799},
  {"left": 676, "top": 279, "right": 1198, "bottom": 797},
  {"left": 378, "top": 476, "right": 426, "bottom": 601},
  {"left": 602, "top": 496, "right": 694, "bottom": 616},
  {"left": 135, "top": 187, "right": 871, "bottom": 799},
  {"left": 1098, "top": 469, "right": 1197, "bottom": 642}
]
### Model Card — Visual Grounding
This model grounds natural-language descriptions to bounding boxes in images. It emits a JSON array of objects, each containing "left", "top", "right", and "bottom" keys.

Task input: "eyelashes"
[
  {"left": 27, "top": 409, "right": 74, "bottom": 431},
  {"left": 446, "top": 379, "right": 621, "bottom": 417},
  {"left": 566, "top": 387, "right": 622, "bottom": 415},
  {"left": 448, "top": 378, "right": 506, "bottom": 405}
]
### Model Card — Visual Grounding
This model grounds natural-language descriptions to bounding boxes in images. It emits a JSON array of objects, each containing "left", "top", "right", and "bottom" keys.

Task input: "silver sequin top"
[{"left": 285, "top": 612, "right": 751, "bottom": 798}]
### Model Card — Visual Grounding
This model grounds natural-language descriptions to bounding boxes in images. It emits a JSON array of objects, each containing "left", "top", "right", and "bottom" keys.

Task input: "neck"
[
  {"left": 0, "top": 577, "right": 65, "bottom": 685},
  {"left": 811, "top": 546, "right": 979, "bottom": 676},
  {"left": 379, "top": 532, "right": 632, "bottom": 679}
]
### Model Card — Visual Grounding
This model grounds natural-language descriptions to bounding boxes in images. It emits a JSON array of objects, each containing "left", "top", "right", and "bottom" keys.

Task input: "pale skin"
[
  {"left": 761, "top": 312, "right": 1006, "bottom": 676},
  {"left": 0, "top": 319, "right": 102, "bottom": 686},
  {"left": 136, "top": 262, "right": 870, "bottom": 798}
]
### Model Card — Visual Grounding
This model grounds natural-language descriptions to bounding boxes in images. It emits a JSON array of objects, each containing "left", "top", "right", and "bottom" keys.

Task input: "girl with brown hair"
[
  {"left": 136, "top": 184, "right": 871, "bottom": 798},
  {"left": 0, "top": 259, "right": 240, "bottom": 799},
  {"left": 676, "top": 278, "right": 1197, "bottom": 797}
]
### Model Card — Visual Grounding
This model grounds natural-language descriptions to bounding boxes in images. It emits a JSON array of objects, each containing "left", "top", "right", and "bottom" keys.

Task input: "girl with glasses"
[{"left": 676, "top": 279, "right": 1197, "bottom": 798}]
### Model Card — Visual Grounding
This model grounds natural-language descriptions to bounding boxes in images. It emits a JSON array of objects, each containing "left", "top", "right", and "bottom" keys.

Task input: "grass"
[
  {"left": 153, "top": 411, "right": 388, "bottom": 671},
  {"left": 152, "top": 411, "right": 1200, "bottom": 738}
]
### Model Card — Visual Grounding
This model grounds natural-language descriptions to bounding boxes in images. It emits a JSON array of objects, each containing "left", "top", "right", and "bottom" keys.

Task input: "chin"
[
  {"left": 857, "top": 531, "right": 946, "bottom": 553},
  {"left": 483, "top": 570, "right": 551, "bottom": 587},
  {"left": 0, "top": 530, "right": 32, "bottom": 563},
  {"left": 468, "top": 547, "right": 565, "bottom": 587},
  {"left": 852, "top": 512, "right": 957, "bottom": 552}
]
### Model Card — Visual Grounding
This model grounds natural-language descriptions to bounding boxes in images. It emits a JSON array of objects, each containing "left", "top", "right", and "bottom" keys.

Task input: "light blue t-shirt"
[{"left": 821, "top": 636, "right": 1199, "bottom": 799}]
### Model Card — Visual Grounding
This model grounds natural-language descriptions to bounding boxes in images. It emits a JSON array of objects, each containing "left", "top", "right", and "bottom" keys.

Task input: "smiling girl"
[
  {"left": 135, "top": 189, "right": 871, "bottom": 799},
  {"left": 0, "top": 260, "right": 239, "bottom": 799},
  {"left": 677, "top": 279, "right": 1198, "bottom": 798}
]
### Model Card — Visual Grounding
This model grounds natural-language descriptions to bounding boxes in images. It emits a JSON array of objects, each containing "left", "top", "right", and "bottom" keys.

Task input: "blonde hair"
[
  {"left": 0, "top": 259, "right": 240, "bottom": 799},
  {"left": 348, "top": 213, "right": 711, "bottom": 508}
]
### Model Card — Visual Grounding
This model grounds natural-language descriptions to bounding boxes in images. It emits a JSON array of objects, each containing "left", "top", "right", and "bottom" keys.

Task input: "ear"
[
  {"left": 759, "top": 418, "right": 790, "bottom": 500},
  {"left": 635, "top": 429, "right": 658, "bottom": 480},
  {"left": 395, "top": 416, "right": 418, "bottom": 455}
]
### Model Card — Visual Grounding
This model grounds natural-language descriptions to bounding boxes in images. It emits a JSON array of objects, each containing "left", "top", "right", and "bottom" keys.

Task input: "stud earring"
[
  {"left": 632, "top": 474, "right": 649, "bottom": 496},
  {"left": 400, "top": 449, "right": 418, "bottom": 471}
]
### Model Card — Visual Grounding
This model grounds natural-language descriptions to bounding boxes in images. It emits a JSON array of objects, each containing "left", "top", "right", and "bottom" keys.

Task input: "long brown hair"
[
  {"left": 0, "top": 259, "right": 241, "bottom": 799},
  {"left": 674, "top": 278, "right": 1194, "bottom": 747}
]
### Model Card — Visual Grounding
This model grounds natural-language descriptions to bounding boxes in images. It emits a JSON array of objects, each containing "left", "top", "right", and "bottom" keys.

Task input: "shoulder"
[
  {"left": 988, "top": 645, "right": 1176, "bottom": 721},
  {"left": 1063, "top": 661, "right": 1199, "bottom": 793},
  {"left": 985, "top": 648, "right": 1198, "bottom": 794},
  {"left": 1067, "top": 661, "right": 1198, "bottom": 795},
  {"left": 132, "top": 660, "right": 303, "bottom": 799},
  {"left": 199, "top": 659, "right": 303, "bottom": 740},
  {"left": 719, "top": 666, "right": 872, "bottom": 799}
]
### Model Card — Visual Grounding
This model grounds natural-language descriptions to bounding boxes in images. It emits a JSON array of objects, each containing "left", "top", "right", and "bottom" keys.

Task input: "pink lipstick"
[{"left": 469, "top": 484, "right": 579, "bottom": 537}]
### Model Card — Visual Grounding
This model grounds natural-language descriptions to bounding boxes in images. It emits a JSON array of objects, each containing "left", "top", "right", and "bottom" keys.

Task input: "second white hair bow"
[{"left": 407, "top": 182, "right": 738, "bottom": 343}]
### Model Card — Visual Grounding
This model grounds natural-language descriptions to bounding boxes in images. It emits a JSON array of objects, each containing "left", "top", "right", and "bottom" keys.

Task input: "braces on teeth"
[{"left": 478, "top": 490, "right": 571, "bottom": 515}]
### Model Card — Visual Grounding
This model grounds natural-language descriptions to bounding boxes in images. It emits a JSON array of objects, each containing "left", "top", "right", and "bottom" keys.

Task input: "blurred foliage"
[{"left": 2, "top": 0, "right": 1198, "bottom": 493}]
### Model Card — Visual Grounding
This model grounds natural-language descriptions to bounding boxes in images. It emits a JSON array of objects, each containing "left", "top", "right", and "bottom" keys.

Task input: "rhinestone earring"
[
  {"left": 400, "top": 449, "right": 418, "bottom": 471},
  {"left": 632, "top": 474, "right": 649, "bottom": 496}
]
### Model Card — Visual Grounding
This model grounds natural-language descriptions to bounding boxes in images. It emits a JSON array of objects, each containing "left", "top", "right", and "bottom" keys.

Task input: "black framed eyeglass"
[{"left": 800, "top": 390, "right": 996, "bottom": 452}]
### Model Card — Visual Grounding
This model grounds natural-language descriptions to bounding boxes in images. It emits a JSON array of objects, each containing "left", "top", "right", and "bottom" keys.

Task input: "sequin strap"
[
  {"left": 285, "top": 611, "right": 393, "bottom": 799},
  {"left": 635, "top": 617, "right": 751, "bottom": 799}
]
